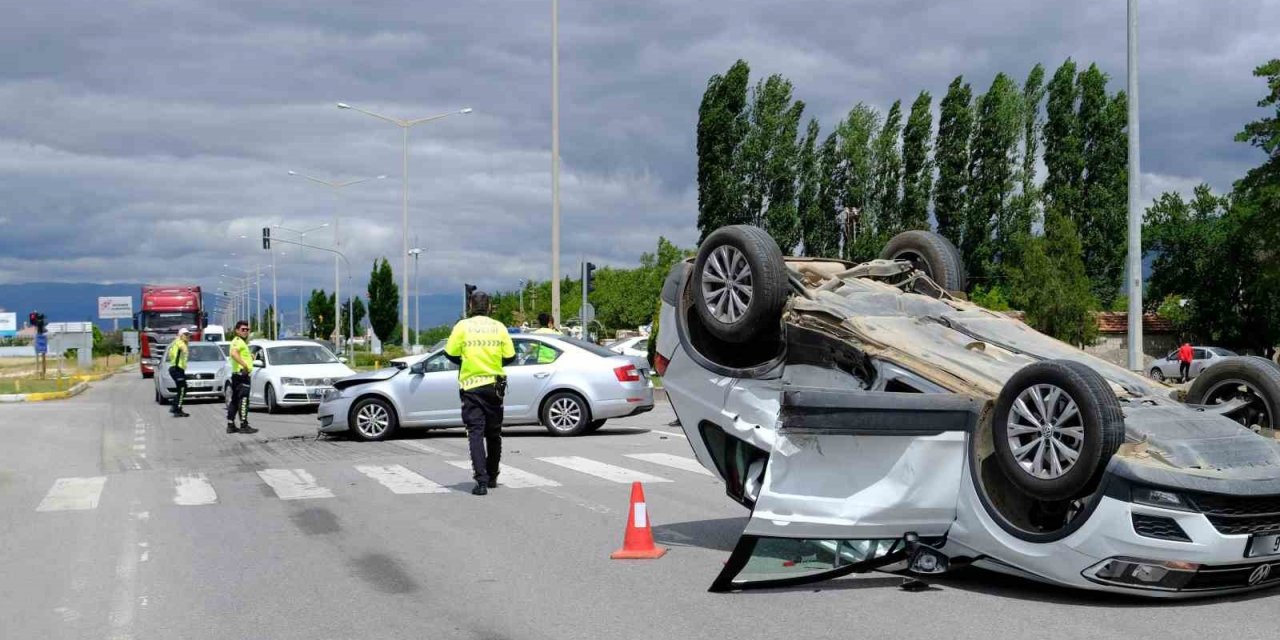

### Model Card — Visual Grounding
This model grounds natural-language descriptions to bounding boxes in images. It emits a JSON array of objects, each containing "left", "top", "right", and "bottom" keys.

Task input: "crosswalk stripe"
[
  {"left": 355, "top": 464, "right": 449, "bottom": 494},
  {"left": 394, "top": 441, "right": 453, "bottom": 456},
  {"left": 536, "top": 456, "right": 671, "bottom": 484},
  {"left": 257, "top": 469, "right": 334, "bottom": 500},
  {"left": 173, "top": 474, "right": 218, "bottom": 505},
  {"left": 624, "top": 453, "right": 714, "bottom": 476},
  {"left": 446, "top": 461, "right": 562, "bottom": 488},
  {"left": 37, "top": 477, "right": 108, "bottom": 511}
]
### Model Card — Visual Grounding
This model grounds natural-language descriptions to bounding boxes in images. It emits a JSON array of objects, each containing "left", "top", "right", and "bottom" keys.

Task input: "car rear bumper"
[{"left": 593, "top": 392, "right": 655, "bottom": 420}]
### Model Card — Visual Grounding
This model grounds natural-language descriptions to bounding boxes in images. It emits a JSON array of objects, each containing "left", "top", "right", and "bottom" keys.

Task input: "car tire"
[
  {"left": 1149, "top": 367, "right": 1165, "bottom": 382},
  {"left": 155, "top": 387, "right": 166, "bottom": 405},
  {"left": 992, "top": 360, "right": 1125, "bottom": 501},
  {"left": 541, "top": 392, "right": 591, "bottom": 437},
  {"left": 1186, "top": 356, "right": 1280, "bottom": 430},
  {"left": 265, "top": 384, "right": 279, "bottom": 414},
  {"left": 691, "top": 225, "right": 789, "bottom": 344},
  {"left": 586, "top": 419, "right": 607, "bottom": 433},
  {"left": 879, "top": 230, "right": 967, "bottom": 292},
  {"left": 349, "top": 396, "right": 398, "bottom": 442}
]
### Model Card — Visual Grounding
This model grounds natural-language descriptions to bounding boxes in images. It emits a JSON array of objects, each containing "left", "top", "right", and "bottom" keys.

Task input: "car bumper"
[
  {"left": 316, "top": 394, "right": 357, "bottom": 432},
  {"left": 159, "top": 382, "right": 225, "bottom": 399},
  {"left": 274, "top": 385, "right": 335, "bottom": 407},
  {"left": 592, "top": 390, "right": 655, "bottom": 420}
]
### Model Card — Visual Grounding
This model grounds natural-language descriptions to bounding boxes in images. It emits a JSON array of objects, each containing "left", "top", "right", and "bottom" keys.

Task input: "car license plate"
[
  {"left": 189, "top": 381, "right": 211, "bottom": 389},
  {"left": 1247, "top": 533, "right": 1280, "bottom": 558},
  {"left": 309, "top": 387, "right": 333, "bottom": 399}
]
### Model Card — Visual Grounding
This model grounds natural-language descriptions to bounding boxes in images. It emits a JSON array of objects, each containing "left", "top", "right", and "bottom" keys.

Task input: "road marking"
[
  {"left": 624, "top": 453, "right": 713, "bottom": 476},
  {"left": 536, "top": 456, "right": 671, "bottom": 484},
  {"left": 37, "top": 477, "right": 107, "bottom": 511},
  {"left": 354, "top": 464, "right": 449, "bottom": 494},
  {"left": 256, "top": 469, "right": 334, "bottom": 500},
  {"left": 651, "top": 429, "right": 687, "bottom": 439},
  {"left": 446, "top": 461, "right": 561, "bottom": 488},
  {"left": 173, "top": 474, "right": 218, "bottom": 506},
  {"left": 394, "top": 441, "right": 453, "bottom": 456}
]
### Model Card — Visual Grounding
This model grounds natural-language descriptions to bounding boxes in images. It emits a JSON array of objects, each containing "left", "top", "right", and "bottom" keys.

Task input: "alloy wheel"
[
  {"left": 355, "top": 403, "right": 391, "bottom": 439},
  {"left": 1005, "top": 384, "right": 1085, "bottom": 480},
  {"left": 548, "top": 397, "right": 582, "bottom": 431},
  {"left": 701, "top": 245, "right": 753, "bottom": 324},
  {"left": 1202, "top": 379, "right": 1274, "bottom": 429}
]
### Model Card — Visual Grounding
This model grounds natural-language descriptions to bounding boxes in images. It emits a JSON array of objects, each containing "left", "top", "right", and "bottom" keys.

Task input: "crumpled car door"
[{"left": 709, "top": 386, "right": 979, "bottom": 592}]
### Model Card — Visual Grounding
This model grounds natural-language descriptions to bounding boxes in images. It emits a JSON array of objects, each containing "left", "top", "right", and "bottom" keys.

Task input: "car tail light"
[
  {"left": 654, "top": 353, "right": 670, "bottom": 377},
  {"left": 613, "top": 364, "right": 641, "bottom": 383}
]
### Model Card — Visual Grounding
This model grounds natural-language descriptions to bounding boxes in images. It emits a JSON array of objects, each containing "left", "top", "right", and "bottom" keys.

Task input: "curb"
[{"left": 0, "top": 382, "right": 89, "bottom": 403}]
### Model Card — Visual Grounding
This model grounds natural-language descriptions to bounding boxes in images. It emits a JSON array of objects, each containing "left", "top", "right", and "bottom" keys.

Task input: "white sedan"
[
  {"left": 607, "top": 336, "right": 650, "bottom": 359},
  {"left": 238, "top": 339, "right": 356, "bottom": 413}
]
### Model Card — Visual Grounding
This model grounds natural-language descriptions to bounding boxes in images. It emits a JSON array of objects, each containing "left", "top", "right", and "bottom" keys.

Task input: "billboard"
[
  {"left": 0, "top": 312, "right": 15, "bottom": 337},
  {"left": 98, "top": 296, "right": 134, "bottom": 319}
]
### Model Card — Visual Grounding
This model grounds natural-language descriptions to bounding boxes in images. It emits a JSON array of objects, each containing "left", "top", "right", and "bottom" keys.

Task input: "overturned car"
[{"left": 656, "top": 225, "right": 1280, "bottom": 597}]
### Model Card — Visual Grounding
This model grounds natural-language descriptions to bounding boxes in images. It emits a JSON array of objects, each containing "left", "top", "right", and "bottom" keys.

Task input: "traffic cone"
[{"left": 610, "top": 481, "right": 667, "bottom": 560}]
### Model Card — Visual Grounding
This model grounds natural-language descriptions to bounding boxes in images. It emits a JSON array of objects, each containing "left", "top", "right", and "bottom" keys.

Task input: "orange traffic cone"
[{"left": 610, "top": 481, "right": 667, "bottom": 560}]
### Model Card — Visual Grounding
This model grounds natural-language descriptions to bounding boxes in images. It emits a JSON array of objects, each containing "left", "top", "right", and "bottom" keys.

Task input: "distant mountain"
[{"left": 0, "top": 283, "right": 463, "bottom": 331}]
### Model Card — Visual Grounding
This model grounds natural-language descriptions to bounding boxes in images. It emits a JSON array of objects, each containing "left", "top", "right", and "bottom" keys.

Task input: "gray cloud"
[{"left": 1, "top": 0, "right": 1276, "bottom": 301}]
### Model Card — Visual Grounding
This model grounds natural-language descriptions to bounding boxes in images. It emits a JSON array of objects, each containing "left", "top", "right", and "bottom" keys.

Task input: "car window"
[
  {"left": 267, "top": 345, "right": 339, "bottom": 365},
  {"left": 513, "top": 339, "right": 561, "bottom": 366},
  {"left": 187, "top": 344, "right": 225, "bottom": 362},
  {"left": 1166, "top": 350, "right": 1177, "bottom": 361},
  {"left": 423, "top": 353, "right": 458, "bottom": 373},
  {"left": 1210, "top": 347, "right": 1237, "bottom": 357},
  {"left": 1193, "top": 348, "right": 1211, "bottom": 360},
  {"left": 553, "top": 335, "right": 616, "bottom": 358},
  {"left": 250, "top": 345, "right": 263, "bottom": 362}
]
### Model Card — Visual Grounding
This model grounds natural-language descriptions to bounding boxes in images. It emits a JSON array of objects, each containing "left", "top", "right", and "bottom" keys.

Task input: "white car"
[
  {"left": 236, "top": 339, "right": 356, "bottom": 413},
  {"left": 608, "top": 336, "right": 650, "bottom": 360},
  {"left": 153, "top": 342, "right": 230, "bottom": 404},
  {"left": 1148, "top": 346, "right": 1238, "bottom": 382}
]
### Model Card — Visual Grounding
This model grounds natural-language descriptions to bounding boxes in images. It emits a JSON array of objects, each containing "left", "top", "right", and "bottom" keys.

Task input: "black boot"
[
  {"left": 238, "top": 424, "right": 259, "bottom": 434},
  {"left": 486, "top": 478, "right": 498, "bottom": 489},
  {"left": 226, "top": 422, "right": 239, "bottom": 434},
  {"left": 471, "top": 483, "right": 488, "bottom": 496}
]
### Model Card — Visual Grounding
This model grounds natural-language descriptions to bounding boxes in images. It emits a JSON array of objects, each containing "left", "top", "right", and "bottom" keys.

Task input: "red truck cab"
[{"left": 137, "top": 284, "right": 204, "bottom": 378}]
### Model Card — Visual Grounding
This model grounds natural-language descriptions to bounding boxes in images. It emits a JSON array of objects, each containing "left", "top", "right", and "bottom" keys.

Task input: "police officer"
[
  {"left": 225, "top": 320, "right": 259, "bottom": 435},
  {"left": 166, "top": 328, "right": 192, "bottom": 417},
  {"left": 445, "top": 290, "right": 515, "bottom": 496},
  {"left": 532, "top": 312, "right": 561, "bottom": 335}
]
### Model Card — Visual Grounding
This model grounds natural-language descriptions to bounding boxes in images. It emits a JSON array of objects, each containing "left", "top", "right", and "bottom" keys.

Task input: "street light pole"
[
  {"left": 337, "top": 102, "right": 472, "bottom": 348},
  {"left": 551, "top": 0, "right": 562, "bottom": 328},
  {"left": 408, "top": 246, "right": 425, "bottom": 349},
  {"left": 1126, "top": 0, "right": 1143, "bottom": 370}
]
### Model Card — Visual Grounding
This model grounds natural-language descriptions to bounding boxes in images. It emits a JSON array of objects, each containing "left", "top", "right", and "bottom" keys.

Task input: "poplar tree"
[
  {"left": 901, "top": 91, "right": 934, "bottom": 231},
  {"left": 934, "top": 77, "right": 973, "bottom": 248}
]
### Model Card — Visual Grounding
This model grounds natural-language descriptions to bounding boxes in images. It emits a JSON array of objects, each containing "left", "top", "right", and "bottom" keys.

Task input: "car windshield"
[
  {"left": 554, "top": 336, "right": 617, "bottom": 358},
  {"left": 188, "top": 344, "right": 225, "bottom": 362},
  {"left": 268, "top": 345, "right": 338, "bottom": 365},
  {"left": 1210, "top": 347, "right": 1238, "bottom": 356},
  {"left": 143, "top": 312, "right": 199, "bottom": 330}
]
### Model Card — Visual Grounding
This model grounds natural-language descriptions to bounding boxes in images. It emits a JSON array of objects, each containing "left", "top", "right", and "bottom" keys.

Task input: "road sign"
[
  {"left": 98, "top": 296, "right": 133, "bottom": 319},
  {"left": 122, "top": 331, "right": 139, "bottom": 352},
  {"left": 35, "top": 334, "right": 47, "bottom": 355},
  {"left": 0, "top": 312, "right": 15, "bottom": 338}
]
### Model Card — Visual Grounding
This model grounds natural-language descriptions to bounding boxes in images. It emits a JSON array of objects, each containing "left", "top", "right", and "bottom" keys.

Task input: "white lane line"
[
  {"left": 256, "top": 469, "right": 334, "bottom": 500},
  {"left": 173, "top": 474, "right": 218, "bottom": 506},
  {"left": 536, "top": 456, "right": 671, "bottom": 484},
  {"left": 394, "top": 441, "right": 453, "bottom": 456},
  {"left": 446, "top": 461, "right": 561, "bottom": 488},
  {"left": 624, "top": 453, "right": 714, "bottom": 476},
  {"left": 37, "top": 477, "right": 107, "bottom": 511},
  {"left": 354, "top": 464, "right": 449, "bottom": 494}
]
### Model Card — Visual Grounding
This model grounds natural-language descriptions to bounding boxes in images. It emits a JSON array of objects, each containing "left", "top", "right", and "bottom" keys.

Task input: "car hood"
[
  {"left": 185, "top": 362, "right": 227, "bottom": 375},
  {"left": 265, "top": 363, "right": 356, "bottom": 380},
  {"left": 332, "top": 367, "right": 401, "bottom": 390}
]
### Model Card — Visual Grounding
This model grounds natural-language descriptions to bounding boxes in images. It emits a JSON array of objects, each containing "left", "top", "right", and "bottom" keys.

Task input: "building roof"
[{"left": 1000, "top": 310, "right": 1175, "bottom": 334}]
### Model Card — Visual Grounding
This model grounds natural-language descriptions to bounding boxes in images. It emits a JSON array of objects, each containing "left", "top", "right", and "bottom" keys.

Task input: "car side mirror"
[
  {"left": 253, "top": 359, "right": 265, "bottom": 369},
  {"left": 410, "top": 361, "right": 426, "bottom": 375}
]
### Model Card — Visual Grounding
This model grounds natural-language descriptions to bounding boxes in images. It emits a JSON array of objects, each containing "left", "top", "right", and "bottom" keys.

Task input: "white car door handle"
[{"left": 534, "top": 372, "right": 551, "bottom": 379}]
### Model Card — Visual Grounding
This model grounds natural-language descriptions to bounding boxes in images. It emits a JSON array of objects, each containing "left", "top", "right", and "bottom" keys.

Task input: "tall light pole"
[
  {"left": 408, "top": 246, "right": 425, "bottom": 349},
  {"left": 289, "top": 171, "right": 384, "bottom": 347},
  {"left": 1126, "top": 0, "right": 1143, "bottom": 370},
  {"left": 551, "top": 0, "right": 562, "bottom": 328},
  {"left": 337, "top": 102, "right": 472, "bottom": 347}
]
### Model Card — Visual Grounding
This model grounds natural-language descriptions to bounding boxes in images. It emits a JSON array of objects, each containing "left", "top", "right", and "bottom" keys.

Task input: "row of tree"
[{"left": 304, "top": 258, "right": 398, "bottom": 343}]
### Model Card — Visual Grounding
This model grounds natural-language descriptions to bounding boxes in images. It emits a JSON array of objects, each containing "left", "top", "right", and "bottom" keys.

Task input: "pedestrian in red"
[{"left": 1178, "top": 342, "right": 1194, "bottom": 383}]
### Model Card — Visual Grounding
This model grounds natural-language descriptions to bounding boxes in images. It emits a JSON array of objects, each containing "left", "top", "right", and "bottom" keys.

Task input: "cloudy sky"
[{"left": 1, "top": 0, "right": 1276, "bottom": 301}]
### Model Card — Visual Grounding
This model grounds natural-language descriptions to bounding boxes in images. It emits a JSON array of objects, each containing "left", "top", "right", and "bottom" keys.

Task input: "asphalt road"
[{"left": 1, "top": 372, "right": 1278, "bottom": 640}]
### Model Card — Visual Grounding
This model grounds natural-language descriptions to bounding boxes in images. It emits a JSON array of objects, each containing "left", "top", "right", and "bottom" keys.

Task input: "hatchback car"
[
  {"left": 153, "top": 342, "right": 230, "bottom": 404},
  {"left": 658, "top": 225, "right": 1280, "bottom": 597},
  {"left": 236, "top": 339, "right": 356, "bottom": 413},
  {"left": 1149, "top": 346, "right": 1238, "bottom": 382},
  {"left": 317, "top": 334, "right": 654, "bottom": 440}
]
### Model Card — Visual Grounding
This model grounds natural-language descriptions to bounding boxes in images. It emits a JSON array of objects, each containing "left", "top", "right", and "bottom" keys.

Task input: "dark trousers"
[
  {"left": 226, "top": 372, "right": 251, "bottom": 425},
  {"left": 460, "top": 385, "right": 504, "bottom": 484},
  {"left": 1179, "top": 361, "right": 1191, "bottom": 382},
  {"left": 169, "top": 366, "right": 187, "bottom": 413}
]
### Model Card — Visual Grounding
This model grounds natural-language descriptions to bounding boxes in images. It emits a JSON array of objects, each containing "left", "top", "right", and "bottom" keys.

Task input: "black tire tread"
[
  {"left": 692, "top": 225, "right": 788, "bottom": 344},
  {"left": 1186, "top": 356, "right": 1280, "bottom": 426},
  {"left": 541, "top": 391, "right": 592, "bottom": 437},
  {"left": 349, "top": 396, "right": 398, "bottom": 442},
  {"left": 879, "top": 230, "right": 967, "bottom": 292}
]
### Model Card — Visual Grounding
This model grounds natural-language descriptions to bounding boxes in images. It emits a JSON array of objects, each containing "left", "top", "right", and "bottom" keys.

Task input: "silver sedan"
[
  {"left": 317, "top": 334, "right": 655, "bottom": 440},
  {"left": 1148, "top": 346, "right": 1238, "bottom": 382},
  {"left": 153, "top": 342, "right": 230, "bottom": 404}
]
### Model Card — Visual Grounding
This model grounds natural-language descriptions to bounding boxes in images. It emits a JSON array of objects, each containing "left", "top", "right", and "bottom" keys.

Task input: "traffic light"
[
  {"left": 464, "top": 283, "right": 477, "bottom": 315},
  {"left": 262, "top": 227, "right": 271, "bottom": 250},
  {"left": 28, "top": 311, "right": 46, "bottom": 334},
  {"left": 584, "top": 262, "right": 597, "bottom": 294}
]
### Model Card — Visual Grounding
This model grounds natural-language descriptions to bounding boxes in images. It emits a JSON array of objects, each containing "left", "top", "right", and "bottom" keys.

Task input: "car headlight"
[
  {"left": 280, "top": 377, "right": 305, "bottom": 387},
  {"left": 321, "top": 388, "right": 343, "bottom": 402},
  {"left": 1131, "top": 487, "right": 1196, "bottom": 512}
]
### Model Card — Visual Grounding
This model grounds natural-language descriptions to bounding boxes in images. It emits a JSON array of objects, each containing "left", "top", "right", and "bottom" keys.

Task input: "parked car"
[
  {"left": 1149, "top": 346, "right": 1239, "bottom": 382},
  {"left": 153, "top": 342, "right": 230, "bottom": 404},
  {"left": 317, "top": 334, "right": 654, "bottom": 440},
  {"left": 234, "top": 339, "right": 356, "bottom": 413},
  {"left": 657, "top": 225, "right": 1280, "bottom": 597},
  {"left": 608, "top": 336, "right": 649, "bottom": 360}
]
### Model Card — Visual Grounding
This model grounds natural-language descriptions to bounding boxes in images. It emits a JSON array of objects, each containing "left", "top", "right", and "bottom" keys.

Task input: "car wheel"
[
  {"left": 350, "top": 397, "right": 398, "bottom": 441},
  {"left": 1149, "top": 367, "right": 1165, "bottom": 382},
  {"left": 879, "top": 230, "right": 967, "bottom": 292},
  {"left": 155, "top": 387, "right": 166, "bottom": 405},
  {"left": 691, "top": 225, "right": 789, "bottom": 344},
  {"left": 265, "top": 384, "right": 279, "bottom": 414},
  {"left": 586, "top": 419, "right": 607, "bottom": 433},
  {"left": 542, "top": 392, "right": 591, "bottom": 437},
  {"left": 992, "top": 360, "right": 1125, "bottom": 501},
  {"left": 1186, "top": 356, "right": 1280, "bottom": 430}
]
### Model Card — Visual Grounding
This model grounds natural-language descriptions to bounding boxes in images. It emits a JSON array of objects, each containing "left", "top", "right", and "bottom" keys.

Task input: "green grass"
[{"left": 0, "top": 377, "right": 75, "bottom": 394}]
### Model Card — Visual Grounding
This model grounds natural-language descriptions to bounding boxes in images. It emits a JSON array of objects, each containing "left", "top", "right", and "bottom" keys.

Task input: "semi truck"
[{"left": 137, "top": 284, "right": 205, "bottom": 378}]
